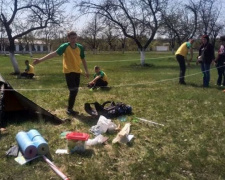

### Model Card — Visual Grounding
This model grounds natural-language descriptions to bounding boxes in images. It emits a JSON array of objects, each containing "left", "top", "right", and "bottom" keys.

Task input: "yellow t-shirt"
[
  {"left": 175, "top": 42, "right": 191, "bottom": 57},
  {"left": 56, "top": 43, "right": 85, "bottom": 73},
  {"left": 94, "top": 70, "right": 108, "bottom": 83},
  {"left": 28, "top": 64, "right": 34, "bottom": 74}
]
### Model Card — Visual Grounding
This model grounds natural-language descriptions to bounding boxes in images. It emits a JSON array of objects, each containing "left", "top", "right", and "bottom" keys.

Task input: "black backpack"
[{"left": 84, "top": 101, "right": 132, "bottom": 118}]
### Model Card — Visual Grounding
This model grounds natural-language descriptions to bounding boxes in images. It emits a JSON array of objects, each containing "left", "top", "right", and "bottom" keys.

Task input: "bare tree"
[
  {"left": 185, "top": 0, "right": 199, "bottom": 39},
  {"left": 81, "top": 14, "right": 104, "bottom": 54},
  {"left": 116, "top": 28, "right": 127, "bottom": 54},
  {"left": 210, "top": 23, "right": 224, "bottom": 47},
  {"left": 36, "top": 24, "right": 69, "bottom": 53},
  {"left": 102, "top": 21, "right": 117, "bottom": 51},
  {"left": 197, "top": 0, "right": 223, "bottom": 47},
  {"left": 0, "top": 0, "right": 68, "bottom": 74},
  {"left": 161, "top": 0, "right": 199, "bottom": 48},
  {"left": 198, "top": 0, "right": 221, "bottom": 36},
  {"left": 76, "top": 0, "right": 168, "bottom": 66}
]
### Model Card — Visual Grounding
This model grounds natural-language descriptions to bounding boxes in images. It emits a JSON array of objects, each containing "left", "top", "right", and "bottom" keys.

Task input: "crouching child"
[
  {"left": 20, "top": 60, "right": 34, "bottom": 79},
  {"left": 88, "top": 66, "right": 108, "bottom": 90}
]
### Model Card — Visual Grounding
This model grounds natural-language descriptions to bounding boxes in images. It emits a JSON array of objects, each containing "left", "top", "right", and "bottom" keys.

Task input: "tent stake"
[
  {"left": 43, "top": 155, "right": 69, "bottom": 180},
  {"left": 136, "top": 117, "right": 164, "bottom": 127}
]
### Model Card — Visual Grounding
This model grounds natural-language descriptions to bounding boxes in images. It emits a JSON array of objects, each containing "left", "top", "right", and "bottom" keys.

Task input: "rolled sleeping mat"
[
  {"left": 16, "top": 131, "right": 37, "bottom": 159},
  {"left": 32, "top": 135, "right": 49, "bottom": 155},
  {"left": 27, "top": 129, "right": 41, "bottom": 141},
  {"left": 27, "top": 129, "right": 49, "bottom": 155}
]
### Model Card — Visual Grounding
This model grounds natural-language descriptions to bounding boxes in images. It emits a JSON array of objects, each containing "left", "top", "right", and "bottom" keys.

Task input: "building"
[{"left": 0, "top": 38, "right": 49, "bottom": 54}]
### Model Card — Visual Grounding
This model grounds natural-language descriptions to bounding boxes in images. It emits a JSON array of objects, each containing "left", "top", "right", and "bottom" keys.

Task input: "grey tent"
[{"left": 0, "top": 74, "right": 63, "bottom": 127}]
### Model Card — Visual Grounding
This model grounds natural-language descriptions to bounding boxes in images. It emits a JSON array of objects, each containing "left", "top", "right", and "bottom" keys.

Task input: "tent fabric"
[{"left": 0, "top": 74, "right": 63, "bottom": 125}]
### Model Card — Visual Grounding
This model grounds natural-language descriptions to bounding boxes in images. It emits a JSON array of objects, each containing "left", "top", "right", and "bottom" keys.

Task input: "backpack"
[{"left": 84, "top": 101, "right": 132, "bottom": 118}]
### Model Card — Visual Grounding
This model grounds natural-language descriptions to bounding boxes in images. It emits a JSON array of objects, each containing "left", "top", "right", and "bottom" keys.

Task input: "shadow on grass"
[
  {"left": 74, "top": 113, "right": 98, "bottom": 126},
  {"left": 100, "top": 86, "right": 112, "bottom": 91},
  {"left": 187, "top": 83, "right": 204, "bottom": 88},
  {"left": 0, "top": 131, "right": 9, "bottom": 140},
  {"left": 128, "top": 63, "right": 155, "bottom": 69},
  {"left": 187, "top": 83, "right": 225, "bottom": 90},
  {"left": 2, "top": 111, "right": 62, "bottom": 128},
  {"left": 121, "top": 63, "right": 201, "bottom": 71},
  {"left": 74, "top": 149, "right": 95, "bottom": 158}
]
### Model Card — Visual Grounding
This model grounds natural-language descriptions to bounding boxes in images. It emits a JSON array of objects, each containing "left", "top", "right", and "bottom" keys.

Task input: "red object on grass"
[{"left": 66, "top": 132, "right": 89, "bottom": 141}]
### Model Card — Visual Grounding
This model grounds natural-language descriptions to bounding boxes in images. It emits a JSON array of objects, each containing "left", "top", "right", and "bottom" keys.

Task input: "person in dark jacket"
[
  {"left": 197, "top": 35, "right": 215, "bottom": 87},
  {"left": 214, "top": 36, "right": 225, "bottom": 86}
]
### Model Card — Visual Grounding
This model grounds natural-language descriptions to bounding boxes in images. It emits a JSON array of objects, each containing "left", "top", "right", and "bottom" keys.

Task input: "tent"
[{"left": 0, "top": 74, "right": 63, "bottom": 127}]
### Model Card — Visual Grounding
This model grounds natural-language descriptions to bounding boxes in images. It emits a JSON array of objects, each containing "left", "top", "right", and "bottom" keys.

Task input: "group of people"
[
  {"left": 33, "top": 31, "right": 108, "bottom": 116},
  {"left": 175, "top": 35, "right": 225, "bottom": 87},
  {"left": 19, "top": 31, "right": 224, "bottom": 116}
]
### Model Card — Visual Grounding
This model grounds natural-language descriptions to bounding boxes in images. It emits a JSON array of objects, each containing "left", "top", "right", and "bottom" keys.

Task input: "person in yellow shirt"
[
  {"left": 20, "top": 60, "right": 35, "bottom": 78},
  {"left": 33, "top": 31, "right": 89, "bottom": 115},
  {"left": 175, "top": 39, "right": 194, "bottom": 85},
  {"left": 88, "top": 66, "right": 108, "bottom": 90}
]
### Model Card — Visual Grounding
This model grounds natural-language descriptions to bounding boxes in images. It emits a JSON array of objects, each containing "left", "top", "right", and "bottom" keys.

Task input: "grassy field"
[{"left": 0, "top": 51, "right": 225, "bottom": 180}]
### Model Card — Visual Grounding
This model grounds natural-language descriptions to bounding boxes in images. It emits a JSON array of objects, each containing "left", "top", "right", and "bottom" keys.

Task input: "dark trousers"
[
  {"left": 95, "top": 79, "right": 108, "bottom": 87},
  {"left": 65, "top": 72, "right": 80, "bottom": 110},
  {"left": 217, "top": 66, "right": 225, "bottom": 86},
  {"left": 88, "top": 79, "right": 108, "bottom": 88},
  {"left": 21, "top": 72, "right": 34, "bottom": 78},
  {"left": 176, "top": 54, "right": 186, "bottom": 83},
  {"left": 201, "top": 63, "right": 211, "bottom": 87}
]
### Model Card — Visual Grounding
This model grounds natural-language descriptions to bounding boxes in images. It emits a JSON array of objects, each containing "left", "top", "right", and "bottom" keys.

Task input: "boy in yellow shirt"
[
  {"left": 88, "top": 66, "right": 108, "bottom": 90},
  {"left": 20, "top": 60, "right": 35, "bottom": 78},
  {"left": 33, "top": 31, "right": 89, "bottom": 115},
  {"left": 175, "top": 39, "right": 194, "bottom": 85}
]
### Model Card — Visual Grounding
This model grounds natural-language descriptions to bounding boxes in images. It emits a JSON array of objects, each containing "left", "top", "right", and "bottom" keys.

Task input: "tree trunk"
[
  {"left": 92, "top": 48, "right": 97, "bottom": 54},
  {"left": 8, "top": 38, "right": 20, "bottom": 74},
  {"left": 122, "top": 48, "right": 125, "bottom": 54},
  {"left": 29, "top": 44, "right": 33, "bottom": 57},
  {"left": 9, "top": 52, "right": 20, "bottom": 74},
  {"left": 171, "top": 48, "right": 175, "bottom": 54},
  {"left": 121, "top": 43, "right": 125, "bottom": 54},
  {"left": 140, "top": 50, "right": 146, "bottom": 66}
]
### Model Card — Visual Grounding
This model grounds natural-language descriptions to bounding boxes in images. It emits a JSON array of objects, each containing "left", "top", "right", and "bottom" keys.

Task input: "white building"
[
  {"left": 155, "top": 46, "right": 169, "bottom": 52},
  {"left": 0, "top": 38, "right": 49, "bottom": 54}
]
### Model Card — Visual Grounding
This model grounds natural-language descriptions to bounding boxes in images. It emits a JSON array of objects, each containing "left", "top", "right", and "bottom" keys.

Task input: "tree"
[
  {"left": 102, "top": 21, "right": 118, "bottom": 51},
  {"left": 76, "top": 0, "right": 168, "bottom": 66},
  {"left": 81, "top": 14, "right": 104, "bottom": 54},
  {"left": 197, "top": 0, "right": 223, "bottom": 47},
  {"left": 198, "top": 0, "right": 220, "bottom": 35},
  {"left": 210, "top": 23, "right": 224, "bottom": 47},
  {"left": 36, "top": 25, "right": 68, "bottom": 53},
  {"left": 116, "top": 28, "right": 127, "bottom": 53},
  {"left": 161, "top": 0, "right": 199, "bottom": 49},
  {"left": 0, "top": 0, "right": 68, "bottom": 74}
]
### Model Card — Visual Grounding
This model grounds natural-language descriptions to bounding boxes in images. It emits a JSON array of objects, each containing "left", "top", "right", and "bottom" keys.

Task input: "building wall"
[{"left": 155, "top": 46, "right": 169, "bottom": 51}]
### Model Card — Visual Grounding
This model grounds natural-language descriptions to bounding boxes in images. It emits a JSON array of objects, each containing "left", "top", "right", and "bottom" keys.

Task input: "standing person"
[
  {"left": 20, "top": 60, "right": 35, "bottom": 79},
  {"left": 214, "top": 36, "right": 225, "bottom": 86},
  {"left": 175, "top": 39, "right": 194, "bottom": 85},
  {"left": 197, "top": 35, "right": 215, "bottom": 87},
  {"left": 33, "top": 31, "right": 89, "bottom": 115},
  {"left": 87, "top": 66, "right": 108, "bottom": 90}
]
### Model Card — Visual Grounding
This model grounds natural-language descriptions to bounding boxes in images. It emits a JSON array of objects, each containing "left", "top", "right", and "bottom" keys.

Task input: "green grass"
[{"left": 1, "top": 51, "right": 225, "bottom": 180}]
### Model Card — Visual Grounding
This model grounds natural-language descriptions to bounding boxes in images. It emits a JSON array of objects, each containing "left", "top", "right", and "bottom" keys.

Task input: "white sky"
[{"left": 65, "top": 0, "right": 93, "bottom": 34}]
